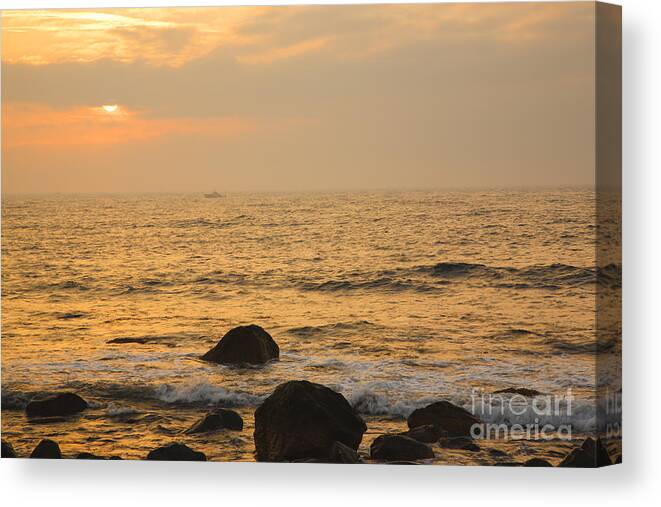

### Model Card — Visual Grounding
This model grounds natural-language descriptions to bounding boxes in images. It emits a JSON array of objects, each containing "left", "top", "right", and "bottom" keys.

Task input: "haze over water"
[{"left": 1, "top": 189, "right": 619, "bottom": 462}]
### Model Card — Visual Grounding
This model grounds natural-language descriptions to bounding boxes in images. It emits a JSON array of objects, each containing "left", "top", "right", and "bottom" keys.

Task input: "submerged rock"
[
  {"left": 30, "top": 439, "right": 62, "bottom": 459},
  {"left": 523, "top": 458, "right": 553, "bottom": 467},
  {"left": 76, "top": 452, "right": 105, "bottom": 460},
  {"left": 439, "top": 436, "right": 480, "bottom": 452},
  {"left": 401, "top": 424, "right": 441, "bottom": 443},
  {"left": 370, "top": 434, "right": 434, "bottom": 462},
  {"left": 146, "top": 443, "right": 207, "bottom": 461},
  {"left": 407, "top": 401, "right": 481, "bottom": 437},
  {"left": 185, "top": 408, "right": 243, "bottom": 434},
  {"left": 25, "top": 393, "right": 88, "bottom": 419},
  {"left": 202, "top": 325, "right": 279, "bottom": 365},
  {"left": 2, "top": 440, "right": 17, "bottom": 458},
  {"left": 328, "top": 441, "right": 362, "bottom": 464},
  {"left": 254, "top": 380, "right": 366, "bottom": 462},
  {"left": 558, "top": 437, "right": 611, "bottom": 467},
  {"left": 493, "top": 387, "right": 544, "bottom": 397}
]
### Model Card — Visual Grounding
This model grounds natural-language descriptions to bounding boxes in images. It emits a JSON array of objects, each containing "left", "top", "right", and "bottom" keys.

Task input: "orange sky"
[{"left": 1, "top": 3, "right": 607, "bottom": 193}]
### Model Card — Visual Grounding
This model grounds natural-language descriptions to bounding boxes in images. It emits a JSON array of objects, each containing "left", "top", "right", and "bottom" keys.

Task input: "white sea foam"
[
  {"left": 105, "top": 402, "right": 140, "bottom": 416},
  {"left": 154, "top": 382, "right": 263, "bottom": 407}
]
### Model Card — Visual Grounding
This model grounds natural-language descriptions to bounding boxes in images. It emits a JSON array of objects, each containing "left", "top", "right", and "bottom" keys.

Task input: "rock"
[
  {"left": 407, "top": 401, "right": 481, "bottom": 437},
  {"left": 615, "top": 454, "right": 622, "bottom": 464},
  {"left": 76, "top": 452, "right": 104, "bottom": 460},
  {"left": 2, "top": 439, "right": 17, "bottom": 458},
  {"left": 439, "top": 436, "right": 480, "bottom": 452},
  {"left": 401, "top": 424, "right": 441, "bottom": 443},
  {"left": 202, "top": 325, "right": 279, "bottom": 365},
  {"left": 30, "top": 439, "right": 62, "bottom": 459},
  {"left": 370, "top": 434, "right": 434, "bottom": 462},
  {"left": 25, "top": 393, "right": 88, "bottom": 419},
  {"left": 185, "top": 408, "right": 243, "bottom": 434},
  {"left": 558, "top": 437, "right": 612, "bottom": 467},
  {"left": 524, "top": 458, "right": 553, "bottom": 467},
  {"left": 328, "top": 441, "right": 362, "bottom": 464},
  {"left": 493, "top": 387, "right": 543, "bottom": 397},
  {"left": 76, "top": 452, "right": 122, "bottom": 460},
  {"left": 254, "top": 380, "right": 366, "bottom": 462},
  {"left": 146, "top": 443, "right": 207, "bottom": 461},
  {"left": 488, "top": 448, "right": 509, "bottom": 457}
]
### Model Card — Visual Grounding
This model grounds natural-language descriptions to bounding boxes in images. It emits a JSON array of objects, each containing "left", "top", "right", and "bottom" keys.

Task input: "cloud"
[{"left": 1, "top": 3, "right": 602, "bottom": 193}]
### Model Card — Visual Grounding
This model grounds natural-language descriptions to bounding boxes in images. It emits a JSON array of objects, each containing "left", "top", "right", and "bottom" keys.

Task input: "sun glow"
[{"left": 102, "top": 104, "right": 119, "bottom": 113}]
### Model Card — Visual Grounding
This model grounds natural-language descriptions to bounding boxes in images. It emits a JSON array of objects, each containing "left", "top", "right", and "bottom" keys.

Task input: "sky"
[{"left": 1, "top": 2, "right": 602, "bottom": 194}]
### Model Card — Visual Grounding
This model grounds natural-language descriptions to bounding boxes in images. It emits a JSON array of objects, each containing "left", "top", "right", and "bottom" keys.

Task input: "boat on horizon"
[{"left": 204, "top": 190, "right": 224, "bottom": 198}]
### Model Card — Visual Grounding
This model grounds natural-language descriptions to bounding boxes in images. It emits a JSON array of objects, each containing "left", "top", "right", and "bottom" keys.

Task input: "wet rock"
[
  {"left": 401, "top": 424, "right": 441, "bottom": 443},
  {"left": 146, "top": 443, "right": 206, "bottom": 461},
  {"left": 439, "top": 436, "right": 480, "bottom": 452},
  {"left": 524, "top": 458, "right": 553, "bottom": 467},
  {"left": 25, "top": 392, "right": 88, "bottom": 419},
  {"left": 76, "top": 452, "right": 106, "bottom": 460},
  {"left": 30, "top": 439, "right": 62, "bottom": 459},
  {"left": 407, "top": 401, "right": 481, "bottom": 437},
  {"left": 493, "top": 387, "right": 544, "bottom": 397},
  {"left": 254, "top": 380, "right": 366, "bottom": 462},
  {"left": 76, "top": 452, "right": 122, "bottom": 460},
  {"left": 370, "top": 434, "right": 434, "bottom": 462},
  {"left": 185, "top": 408, "right": 243, "bottom": 434},
  {"left": 558, "top": 437, "right": 611, "bottom": 467},
  {"left": 2, "top": 439, "right": 17, "bottom": 458},
  {"left": 202, "top": 325, "right": 279, "bottom": 365},
  {"left": 328, "top": 441, "right": 362, "bottom": 464}
]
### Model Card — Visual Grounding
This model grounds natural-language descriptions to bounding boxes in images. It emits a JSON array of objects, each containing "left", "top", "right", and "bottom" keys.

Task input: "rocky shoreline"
[{"left": 1, "top": 325, "right": 621, "bottom": 467}]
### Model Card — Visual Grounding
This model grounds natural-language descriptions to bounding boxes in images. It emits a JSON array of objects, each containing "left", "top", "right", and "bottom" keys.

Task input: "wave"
[
  {"left": 288, "top": 320, "right": 380, "bottom": 338},
  {"left": 295, "top": 261, "right": 619, "bottom": 295},
  {"left": 346, "top": 386, "right": 597, "bottom": 432},
  {"left": 153, "top": 382, "right": 264, "bottom": 407}
]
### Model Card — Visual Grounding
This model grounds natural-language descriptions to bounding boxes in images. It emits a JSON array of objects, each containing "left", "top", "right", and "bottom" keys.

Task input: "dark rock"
[
  {"left": 254, "top": 380, "right": 366, "bottom": 462},
  {"left": 439, "top": 436, "right": 480, "bottom": 452},
  {"left": 328, "top": 441, "right": 362, "bottom": 464},
  {"left": 26, "top": 392, "right": 88, "bottom": 419},
  {"left": 202, "top": 325, "right": 279, "bottom": 365},
  {"left": 2, "top": 439, "right": 17, "bottom": 458},
  {"left": 401, "top": 424, "right": 441, "bottom": 443},
  {"left": 370, "top": 434, "right": 434, "bottom": 462},
  {"left": 493, "top": 387, "right": 544, "bottom": 397},
  {"left": 76, "top": 452, "right": 106, "bottom": 460},
  {"left": 30, "top": 439, "right": 62, "bottom": 459},
  {"left": 558, "top": 437, "right": 612, "bottom": 467},
  {"left": 524, "top": 458, "right": 553, "bottom": 467},
  {"left": 76, "top": 452, "right": 122, "bottom": 460},
  {"left": 185, "top": 408, "right": 243, "bottom": 434},
  {"left": 615, "top": 454, "right": 622, "bottom": 464},
  {"left": 407, "top": 401, "right": 481, "bottom": 437},
  {"left": 488, "top": 448, "right": 509, "bottom": 457},
  {"left": 146, "top": 443, "right": 206, "bottom": 461}
]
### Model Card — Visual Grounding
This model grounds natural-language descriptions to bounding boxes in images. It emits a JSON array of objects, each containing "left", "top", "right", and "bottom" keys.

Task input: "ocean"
[{"left": 0, "top": 189, "right": 621, "bottom": 463}]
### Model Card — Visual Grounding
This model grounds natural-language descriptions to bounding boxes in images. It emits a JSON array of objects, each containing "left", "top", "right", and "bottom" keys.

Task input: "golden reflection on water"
[{"left": 1, "top": 190, "right": 617, "bottom": 462}]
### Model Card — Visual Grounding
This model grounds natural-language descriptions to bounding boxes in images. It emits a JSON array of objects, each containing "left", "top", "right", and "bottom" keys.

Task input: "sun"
[{"left": 101, "top": 104, "right": 119, "bottom": 113}]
